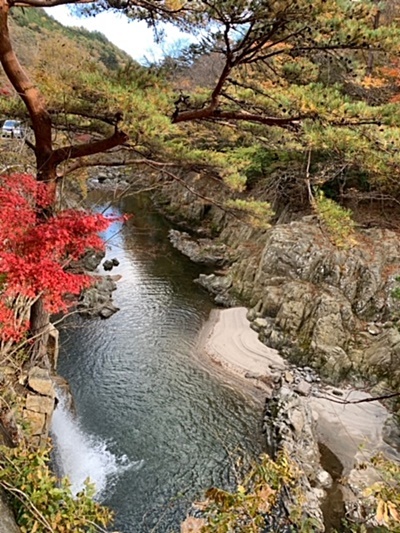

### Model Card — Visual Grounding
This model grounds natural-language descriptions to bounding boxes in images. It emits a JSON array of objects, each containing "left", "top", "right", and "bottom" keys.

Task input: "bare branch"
[
  {"left": 235, "top": 20, "right": 291, "bottom": 64},
  {"left": 49, "top": 108, "right": 118, "bottom": 126},
  {"left": 152, "top": 164, "right": 246, "bottom": 224},
  {"left": 330, "top": 119, "right": 384, "bottom": 127},
  {"left": 59, "top": 155, "right": 176, "bottom": 178},
  {"left": 316, "top": 391, "right": 400, "bottom": 405},
  {"left": 60, "top": 153, "right": 248, "bottom": 225},
  {"left": 24, "top": 138, "right": 36, "bottom": 152},
  {"left": 174, "top": 108, "right": 307, "bottom": 129}
]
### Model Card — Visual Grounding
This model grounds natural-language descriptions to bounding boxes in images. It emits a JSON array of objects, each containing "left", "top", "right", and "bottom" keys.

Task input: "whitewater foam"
[{"left": 51, "top": 392, "right": 139, "bottom": 499}]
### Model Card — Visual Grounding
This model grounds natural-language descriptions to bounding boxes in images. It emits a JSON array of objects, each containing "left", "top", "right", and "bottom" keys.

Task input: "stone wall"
[
  {"left": 0, "top": 367, "right": 56, "bottom": 532},
  {"left": 22, "top": 366, "right": 57, "bottom": 448}
]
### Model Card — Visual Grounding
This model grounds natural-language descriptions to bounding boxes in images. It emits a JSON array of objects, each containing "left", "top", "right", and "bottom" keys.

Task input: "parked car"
[{"left": 1, "top": 119, "right": 23, "bottom": 138}]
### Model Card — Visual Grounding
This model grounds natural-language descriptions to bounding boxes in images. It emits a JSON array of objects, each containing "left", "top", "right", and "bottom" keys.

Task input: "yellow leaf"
[
  {"left": 361, "top": 75, "right": 386, "bottom": 88},
  {"left": 384, "top": 503, "right": 390, "bottom": 524},
  {"left": 237, "top": 485, "right": 246, "bottom": 494},
  {"left": 376, "top": 499, "right": 386, "bottom": 524},
  {"left": 388, "top": 502, "right": 400, "bottom": 522}
]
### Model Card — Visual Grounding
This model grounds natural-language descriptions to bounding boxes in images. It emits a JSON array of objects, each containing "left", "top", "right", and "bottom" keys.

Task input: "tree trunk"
[
  {"left": 0, "top": 0, "right": 55, "bottom": 362},
  {"left": 0, "top": 0, "right": 128, "bottom": 364},
  {"left": 29, "top": 299, "right": 50, "bottom": 364}
]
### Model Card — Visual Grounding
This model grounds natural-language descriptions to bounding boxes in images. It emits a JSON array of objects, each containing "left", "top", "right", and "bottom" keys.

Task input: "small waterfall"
[{"left": 51, "top": 392, "right": 137, "bottom": 499}]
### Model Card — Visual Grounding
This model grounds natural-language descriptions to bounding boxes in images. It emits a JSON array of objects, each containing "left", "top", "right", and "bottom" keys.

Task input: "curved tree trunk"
[
  {"left": 0, "top": 0, "right": 55, "bottom": 362},
  {"left": 0, "top": 0, "right": 128, "bottom": 363}
]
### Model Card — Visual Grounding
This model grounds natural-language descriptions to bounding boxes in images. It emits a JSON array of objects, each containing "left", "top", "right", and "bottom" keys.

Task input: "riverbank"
[
  {"left": 198, "top": 306, "right": 400, "bottom": 529},
  {"left": 200, "top": 307, "right": 396, "bottom": 470},
  {"left": 198, "top": 307, "right": 286, "bottom": 394}
]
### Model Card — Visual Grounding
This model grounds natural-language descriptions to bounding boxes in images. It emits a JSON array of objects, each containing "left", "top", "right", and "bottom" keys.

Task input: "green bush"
[
  {"left": 315, "top": 192, "right": 356, "bottom": 248},
  {"left": 189, "top": 452, "right": 319, "bottom": 532},
  {"left": 225, "top": 198, "right": 274, "bottom": 229},
  {"left": 0, "top": 445, "right": 113, "bottom": 533}
]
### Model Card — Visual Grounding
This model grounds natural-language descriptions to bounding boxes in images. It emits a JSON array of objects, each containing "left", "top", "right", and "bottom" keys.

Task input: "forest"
[{"left": 1, "top": 1, "right": 400, "bottom": 532}]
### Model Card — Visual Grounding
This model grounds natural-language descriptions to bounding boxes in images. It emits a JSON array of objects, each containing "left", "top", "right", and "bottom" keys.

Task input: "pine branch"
[{"left": 52, "top": 129, "right": 129, "bottom": 165}]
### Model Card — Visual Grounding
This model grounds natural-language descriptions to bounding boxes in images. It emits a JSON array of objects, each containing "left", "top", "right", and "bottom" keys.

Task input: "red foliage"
[{"left": 0, "top": 173, "right": 114, "bottom": 342}]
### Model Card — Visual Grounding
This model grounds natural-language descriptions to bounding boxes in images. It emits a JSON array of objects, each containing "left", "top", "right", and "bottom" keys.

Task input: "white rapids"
[{"left": 51, "top": 392, "right": 139, "bottom": 498}]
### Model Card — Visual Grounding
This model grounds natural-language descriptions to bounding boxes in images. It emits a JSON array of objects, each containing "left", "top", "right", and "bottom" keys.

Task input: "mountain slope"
[{"left": 9, "top": 7, "right": 132, "bottom": 72}]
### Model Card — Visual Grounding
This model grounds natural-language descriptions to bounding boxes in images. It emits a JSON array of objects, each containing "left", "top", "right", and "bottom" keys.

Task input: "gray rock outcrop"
[
  {"left": 194, "top": 273, "right": 238, "bottom": 307},
  {"left": 263, "top": 388, "right": 326, "bottom": 531},
  {"left": 78, "top": 275, "right": 120, "bottom": 318},
  {"left": 169, "top": 229, "right": 234, "bottom": 267},
  {"left": 169, "top": 216, "right": 400, "bottom": 385},
  {"left": 206, "top": 218, "right": 400, "bottom": 386},
  {"left": 102, "top": 258, "right": 119, "bottom": 272},
  {"left": 0, "top": 491, "right": 21, "bottom": 533},
  {"left": 241, "top": 220, "right": 400, "bottom": 383}
]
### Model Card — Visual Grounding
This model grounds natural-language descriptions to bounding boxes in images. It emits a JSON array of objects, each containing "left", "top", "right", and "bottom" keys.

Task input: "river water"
[{"left": 51, "top": 193, "right": 265, "bottom": 532}]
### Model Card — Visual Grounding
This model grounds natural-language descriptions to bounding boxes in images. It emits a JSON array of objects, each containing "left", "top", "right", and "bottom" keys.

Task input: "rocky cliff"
[
  {"left": 149, "top": 174, "right": 400, "bottom": 394},
  {"left": 234, "top": 219, "right": 400, "bottom": 386}
]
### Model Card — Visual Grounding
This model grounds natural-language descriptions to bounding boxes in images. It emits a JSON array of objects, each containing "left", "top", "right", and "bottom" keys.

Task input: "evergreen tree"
[{"left": 1, "top": 0, "right": 400, "bottom": 356}]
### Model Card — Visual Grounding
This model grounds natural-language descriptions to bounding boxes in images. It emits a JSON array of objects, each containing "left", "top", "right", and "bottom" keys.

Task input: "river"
[{"left": 51, "top": 192, "right": 265, "bottom": 532}]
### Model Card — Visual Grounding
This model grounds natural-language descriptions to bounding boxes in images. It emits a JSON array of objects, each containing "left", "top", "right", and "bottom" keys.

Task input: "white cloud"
[{"left": 45, "top": 6, "right": 193, "bottom": 63}]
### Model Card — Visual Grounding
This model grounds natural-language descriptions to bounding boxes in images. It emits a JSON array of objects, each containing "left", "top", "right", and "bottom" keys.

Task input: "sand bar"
[
  {"left": 201, "top": 307, "right": 398, "bottom": 472},
  {"left": 201, "top": 307, "right": 286, "bottom": 378}
]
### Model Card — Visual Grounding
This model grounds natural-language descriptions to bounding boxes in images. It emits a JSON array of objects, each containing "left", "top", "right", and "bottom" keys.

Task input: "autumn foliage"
[{"left": 0, "top": 173, "right": 111, "bottom": 344}]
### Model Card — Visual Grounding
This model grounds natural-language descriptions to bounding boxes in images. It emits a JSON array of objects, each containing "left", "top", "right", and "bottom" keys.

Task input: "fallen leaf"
[{"left": 181, "top": 516, "right": 206, "bottom": 533}]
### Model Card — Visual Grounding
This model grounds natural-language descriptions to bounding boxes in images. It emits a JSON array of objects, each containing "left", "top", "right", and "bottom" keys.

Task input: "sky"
[{"left": 46, "top": 6, "right": 194, "bottom": 63}]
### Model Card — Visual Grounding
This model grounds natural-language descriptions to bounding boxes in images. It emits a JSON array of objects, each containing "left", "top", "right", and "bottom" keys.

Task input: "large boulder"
[
  {"left": 78, "top": 275, "right": 120, "bottom": 318},
  {"left": 194, "top": 273, "right": 238, "bottom": 307},
  {"left": 27, "top": 367, "right": 55, "bottom": 397}
]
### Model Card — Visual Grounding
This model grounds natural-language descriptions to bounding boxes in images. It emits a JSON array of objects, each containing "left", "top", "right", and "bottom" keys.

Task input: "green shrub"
[
  {"left": 0, "top": 445, "right": 113, "bottom": 533},
  {"left": 189, "top": 452, "right": 319, "bottom": 532},
  {"left": 362, "top": 454, "right": 400, "bottom": 532},
  {"left": 225, "top": 198, "right": 274, "bottom": 229},
  {"left": 315, "top": 192, "right": 356, "bottom": 248}
]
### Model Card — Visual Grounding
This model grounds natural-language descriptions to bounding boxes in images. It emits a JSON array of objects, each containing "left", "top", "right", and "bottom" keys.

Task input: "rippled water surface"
[{"left": 55, "top": 193, "right": 264, "bottom": 532}]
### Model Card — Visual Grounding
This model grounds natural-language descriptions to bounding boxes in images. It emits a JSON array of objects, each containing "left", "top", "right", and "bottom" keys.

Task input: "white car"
[{"left": 1, "top": 119, "right": 23, "bottom": 138}]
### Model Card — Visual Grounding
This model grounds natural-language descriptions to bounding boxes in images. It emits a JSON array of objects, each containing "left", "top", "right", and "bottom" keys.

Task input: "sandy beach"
[
  {"left": 199, "top": 307, "right": 286, "bottom": 386},
  {"left": 200, "top": 307, "right": 397, "bottom": 473}
]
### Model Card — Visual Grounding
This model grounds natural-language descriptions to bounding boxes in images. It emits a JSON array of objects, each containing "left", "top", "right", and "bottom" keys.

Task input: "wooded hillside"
[
  {"left": 0, "top": 7, "right": 133, "bottom": 123},
  {"left": 10, "top": 8, "right": 131, "bottom": 71}
]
